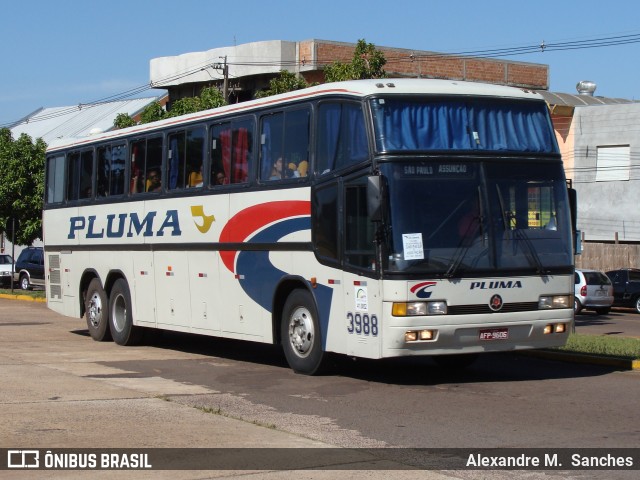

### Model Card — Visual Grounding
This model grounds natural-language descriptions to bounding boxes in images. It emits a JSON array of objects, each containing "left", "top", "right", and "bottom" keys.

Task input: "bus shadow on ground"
[{"left": 72, "top": 326, "right": 620, "bottom": 387}]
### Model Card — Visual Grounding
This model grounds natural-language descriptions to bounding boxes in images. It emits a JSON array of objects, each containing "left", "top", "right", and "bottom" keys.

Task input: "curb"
[
  {"left": 0, "top": 293, "right": 47, "bottom": 303},
  {"left": 521, "top": 349, "right": 640, "bottom": 370}
]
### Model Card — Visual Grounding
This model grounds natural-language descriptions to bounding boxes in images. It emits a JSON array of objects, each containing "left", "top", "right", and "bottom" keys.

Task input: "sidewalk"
[{"left": 0, "top": 299, "right": 454, "bottom": 479}]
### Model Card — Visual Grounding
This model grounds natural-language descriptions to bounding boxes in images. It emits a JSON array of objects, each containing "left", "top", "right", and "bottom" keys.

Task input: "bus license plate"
[{"left": 479, "top": 328, "right": 509, "bottom": 340}]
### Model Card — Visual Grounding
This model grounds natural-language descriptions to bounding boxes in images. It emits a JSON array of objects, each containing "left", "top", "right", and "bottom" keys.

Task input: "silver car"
[
  {"left": 574, "top": 269, "right": 614, "bottom": 315},
  {"left": 0, "top": 254, "right": 13, "bottom": 288}
]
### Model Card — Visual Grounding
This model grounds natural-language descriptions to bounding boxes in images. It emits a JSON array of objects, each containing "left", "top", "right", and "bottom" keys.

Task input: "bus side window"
[
  {"left": 344, "top": 176, "right": 376, "bottom": 270},
  {"left": 131, "top": 137, "right": 163, "bottom": 194},
  {"left": 259, "top": 108, "right": 309, "bottom": 182},
  {"left": 46, "top": 154, "right": 65, "bottom": 204},
  {"left": 79, "top": 150, "right": 94, "bottom": 200},
  {"left": 317, "top": 102, "right": 368, "bottom": 176},
  {"left": 66, "top": 152, "right": 81, "bottom": 201},
  {"left": 167, "top": 132, "right": 186, "bottom": 190},
  {"left": 211, "top": 120, "right": 252, "bottom": 186},
  {"left": 210, "top": 123, "right": 230, "bottom": 186},
  {"left": 260, "top": 113, "right": 284, "bottom": 181},
  {"left": 99, "top": 144, "right": 126, "bottom": 197},
  {"left": 187, "top": 127, "right": 205, "bottom": 188},
  {"left": 130, "top": 140, "right": 145, "bottom": 194}
]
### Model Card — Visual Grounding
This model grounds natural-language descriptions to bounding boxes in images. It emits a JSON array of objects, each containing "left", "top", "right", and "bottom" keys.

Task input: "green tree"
[
  {"left": 324, "top": 39, "right": 386, "bottom": 82},
  {"left": 0, "top": 129, "right": 46, "bottom": 245},
  {"left": 140, "top": 101, "right": 167, "bottom": 124},
  {"left": 255, "top": 70, "right": 313, "bottom": 98},
  {"left": 197, "top": 85, "right": 227, "bottom": 111},
  {"left": 113, "top": 112, "right": 136, "bottom": 129}
]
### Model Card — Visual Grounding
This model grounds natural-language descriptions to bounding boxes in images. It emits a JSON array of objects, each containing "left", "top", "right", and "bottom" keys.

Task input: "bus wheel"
[
  {"left": 281, "top": 289, "right": 326, "bottom": 375},
  {"left": 109, "top": 278, "right": 142, "bottom": 346},
  {"left": 85, "top": 278, "right": 111, "bottom": 341}
]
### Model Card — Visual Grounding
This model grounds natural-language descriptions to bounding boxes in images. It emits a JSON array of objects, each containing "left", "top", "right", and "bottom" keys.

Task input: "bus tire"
[
  {"left": 281, "top": 289, "right": 326, "bottom": 375},
  {"left": 109, "top": 278, "right": 142, "bottom": 346},
  {"left": 85, "top": 278, "right": 111, "bottom": 342}
]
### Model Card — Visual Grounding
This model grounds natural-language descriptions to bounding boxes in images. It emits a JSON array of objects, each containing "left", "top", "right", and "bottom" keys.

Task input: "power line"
[{"left": 4, "top": 31, "right": 640, "bottom": 129}]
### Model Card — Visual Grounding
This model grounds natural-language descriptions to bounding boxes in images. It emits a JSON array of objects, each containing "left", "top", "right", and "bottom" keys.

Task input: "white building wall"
[
  {"left": 573, "top": 103, "right": 640, "bottom": 241},
  {"left": 150, "top": 40, "right": 297, "bottom": 87}
]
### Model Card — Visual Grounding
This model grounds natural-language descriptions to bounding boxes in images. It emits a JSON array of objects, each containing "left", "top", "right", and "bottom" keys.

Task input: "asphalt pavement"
[{"left": 0, "top": 298, "right": 459, "bottom": 479}]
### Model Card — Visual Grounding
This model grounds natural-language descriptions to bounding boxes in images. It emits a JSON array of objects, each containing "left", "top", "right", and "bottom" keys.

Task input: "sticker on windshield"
[{"left": 402, "top": 233, "right": 424, "bottom": 260}]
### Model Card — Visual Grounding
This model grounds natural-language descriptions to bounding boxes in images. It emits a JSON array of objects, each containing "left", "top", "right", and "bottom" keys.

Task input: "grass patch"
[
  {"left": 555, "top": 333, "right": 640, "bottom": 360},
  {"left": 0, "top": 287, "right": 46, "bottom": 299}
]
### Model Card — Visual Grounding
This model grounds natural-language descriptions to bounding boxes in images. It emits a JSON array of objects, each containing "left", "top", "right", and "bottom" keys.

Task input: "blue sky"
[{"left": 2, "top": 0, "right": 639, "bottom": 127}]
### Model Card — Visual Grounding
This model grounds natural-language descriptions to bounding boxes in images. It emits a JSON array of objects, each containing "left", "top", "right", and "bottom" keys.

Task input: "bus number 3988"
[{"left": 346, "top": 312, "right": 379, "bottom": 336}]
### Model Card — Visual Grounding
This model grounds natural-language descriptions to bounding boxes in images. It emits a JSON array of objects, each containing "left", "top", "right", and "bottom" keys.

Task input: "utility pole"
[{"left": 220, "top": 56, "right": 229, "bottom": 103}]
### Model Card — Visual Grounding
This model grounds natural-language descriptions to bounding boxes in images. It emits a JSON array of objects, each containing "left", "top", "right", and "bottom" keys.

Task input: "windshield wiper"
[
  {"left": 495, "top": 185, "right": 548, "bottom": 275},
  {"left": 514, "top": 228, "right": 548, "bottom": 275},
  {"left": 445, "top": 189, "right": 485, "bottom": 278}
]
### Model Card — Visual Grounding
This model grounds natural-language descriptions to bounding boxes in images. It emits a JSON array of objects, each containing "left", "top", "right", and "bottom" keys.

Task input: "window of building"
[{"left": 596, "top": 145, "right": 630, "bottom": 182}]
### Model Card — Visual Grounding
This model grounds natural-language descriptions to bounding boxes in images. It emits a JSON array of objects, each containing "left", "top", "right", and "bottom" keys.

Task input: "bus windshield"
[
  {"left": 371, "top": 97, "right": 558, "bottom": 154},
  {"left": 381, "top": 161, "right": 573, "bottom": 276}
]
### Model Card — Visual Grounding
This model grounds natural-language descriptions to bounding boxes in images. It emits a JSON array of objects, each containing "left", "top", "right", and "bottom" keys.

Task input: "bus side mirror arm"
[
  {"left": 568, "top": 187, "right": 581, "bottom": 255},
  {"left": 367, "top": 175, "right": 382, "bottom": 222}
]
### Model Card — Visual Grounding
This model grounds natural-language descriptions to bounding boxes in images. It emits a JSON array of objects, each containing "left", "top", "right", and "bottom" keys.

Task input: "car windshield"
[
  {"left": 583, "top": 271, "right": 611, "bottom": 285},
  {"left": 380, "top": 160, "right": 573, "bottom": 276},
  {"left": 0, "top": 255, "right": 12, "bottom": 264}
]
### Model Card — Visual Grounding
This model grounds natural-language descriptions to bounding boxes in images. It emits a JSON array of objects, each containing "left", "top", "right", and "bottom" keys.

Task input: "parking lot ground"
[{"left": 0, "top": 299, "right": 455, "bottom": 479}]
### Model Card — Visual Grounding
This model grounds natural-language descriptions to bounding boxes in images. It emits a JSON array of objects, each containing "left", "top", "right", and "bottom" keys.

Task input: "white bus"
[{"left": 43, "top": 79, "right": 575, "bottom": 374}]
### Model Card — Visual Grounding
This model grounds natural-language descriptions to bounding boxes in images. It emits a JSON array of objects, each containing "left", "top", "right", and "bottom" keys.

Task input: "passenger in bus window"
[
  {"left": 288, "top": 159, "right": 308, "bottom": 178},
  {"left": 298, "top": 160, "right": 308, "bottom": 177},
  {"left": 189, "top": 165, "right": 204, "bottom": 187},
  {"left": 146, "top": 168, "right": 162, "bottom": 192},
  {"left": 269, "top": 157, "right": 283, "bottom": 180},
  {"left": 214, "top": 171, "right": 226, "bottom": 185}
]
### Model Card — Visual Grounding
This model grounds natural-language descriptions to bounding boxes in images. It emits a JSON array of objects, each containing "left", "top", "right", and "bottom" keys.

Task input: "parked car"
[
  {"left": 574, "top": 269, "right": 614, "bottom": 315},
  {"left": 0, "top": 254, "right": 13, "bottom": 288},
  {"left": 605, "top": 268, "right": 640, "bottom": 313},
  {"left": 13, "top": 247, "right": 45, "bottom": 290}
]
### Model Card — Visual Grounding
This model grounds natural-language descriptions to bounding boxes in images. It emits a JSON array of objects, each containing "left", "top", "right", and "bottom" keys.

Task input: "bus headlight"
[
  {"left": 538, "top": 295, "right": 571, "bottom": 309},
  {"left": 392, "top": 301, "right": 447, "bottom": 316}
]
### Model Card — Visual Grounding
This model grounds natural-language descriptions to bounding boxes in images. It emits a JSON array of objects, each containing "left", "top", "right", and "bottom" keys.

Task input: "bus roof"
[{"left": 46, "top": 78, "right": 545, "bottom": 153}]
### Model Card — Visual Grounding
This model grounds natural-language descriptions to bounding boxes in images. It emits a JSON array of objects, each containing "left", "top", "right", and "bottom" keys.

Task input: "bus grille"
[{"left": 448, "top": 302, "right": 539, "bottom": 315}]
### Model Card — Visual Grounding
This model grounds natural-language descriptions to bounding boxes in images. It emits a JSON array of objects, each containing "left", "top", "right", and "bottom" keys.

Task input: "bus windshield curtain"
[
  {"left": 373, "top": 99, "right": 557, "bottom": 153},
  {"left": 169, "top": 137, "right": 179, "bottom": 189},
  {"left": 318, "top": 103, "right": 368, "bottom": 173}
]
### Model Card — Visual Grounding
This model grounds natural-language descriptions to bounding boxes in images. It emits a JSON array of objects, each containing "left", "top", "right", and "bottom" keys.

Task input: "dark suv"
[
  {"left": 13, "top": 247, "right": 45, "bottom": 290},
  {"left": 606, "top": 268, "right": 640, "bottom": 313}
]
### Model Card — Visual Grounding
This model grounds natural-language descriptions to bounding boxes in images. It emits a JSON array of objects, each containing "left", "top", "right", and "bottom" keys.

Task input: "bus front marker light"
[
  {"left": 405, "top": 331, "right": 418, "bottom": 342},
  {"left": 419, "top": 329, "right": 435, "bottom": 341}
]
